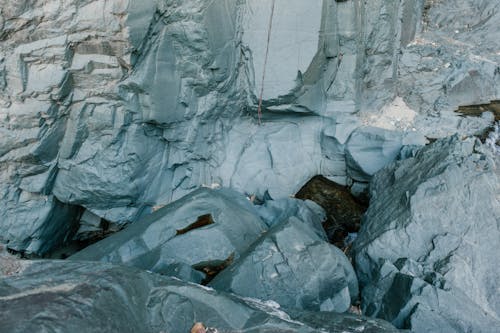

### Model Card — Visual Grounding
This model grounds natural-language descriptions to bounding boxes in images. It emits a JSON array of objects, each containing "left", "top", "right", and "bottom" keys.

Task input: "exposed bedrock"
[
  {"left": 69, "top": 188, "right": 268, "bottom": 281},
  {"left": 71, "top": 187, "right": 359, "bottom": 313},
  {"left": 209, "top": 216, "right": 359, "bottom": 313},
  {"left": 0, "top": 259, "right": 401, "bottom": 333},
  {"left": 353, "top": 136, "right": 500, "bottom": 332},
  {"left": 0, "top": 0, "right": 498, "bottom": 258}
]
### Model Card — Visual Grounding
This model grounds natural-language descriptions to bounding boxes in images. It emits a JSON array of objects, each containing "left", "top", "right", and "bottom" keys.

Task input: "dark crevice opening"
[
  {"left": 295, "top": 175, "right": 368, "bottom": 252},
  {"left": 176, "top": 214, "right": 214, "bottom": 236},
  {"left": 49, "top": 217, "right": 122, "bottom": 260},
  {"left": 192, "top": 252, "right": 235, "bottom": 285}
]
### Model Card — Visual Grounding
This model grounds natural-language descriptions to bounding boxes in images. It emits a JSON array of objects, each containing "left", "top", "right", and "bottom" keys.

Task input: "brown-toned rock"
[{"left": 295, "top": 176, "right": 366, "bottom": 247}]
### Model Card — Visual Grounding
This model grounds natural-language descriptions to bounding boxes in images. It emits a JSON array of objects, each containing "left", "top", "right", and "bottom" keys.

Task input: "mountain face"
[
  {"left": 0, "top": 1, "right": 499, "bottom": 332},
  {"left": 1, "top": 0, "right": 497, "bottom": 255}
]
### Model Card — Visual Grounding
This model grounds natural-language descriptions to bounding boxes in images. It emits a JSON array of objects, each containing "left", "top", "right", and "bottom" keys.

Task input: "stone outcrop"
[
  {"left": 0, "top": 0, "right": 484, "bottom": 254},
  {"left": 4, "top": 0, "right": 498, "bottom": 254},
  {"left": 210, "top": 216, "right": 358, "bottom": 313},
  {"left": 0, "top": 259, "right": 401, "bottom": 333},
  {"left": 353, "top": 136, "right": 500, "bottom": 332},
  {"left": 71, "top": 187, "right": 358, "bottom": 313},
  {"left": 1, "top": 1, "right": 499, "bottom": 332},
  {"left": 70, "top": 188, "right": 269, "bottom": 283}
]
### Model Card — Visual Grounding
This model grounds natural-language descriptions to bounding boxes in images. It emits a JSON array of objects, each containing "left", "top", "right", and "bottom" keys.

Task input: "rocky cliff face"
[
  {"left": 0, "top": 2, "right": 499, "bottom": 331},
  {"left": 0, "top": 0, "right": 498, "bottom": 255}
]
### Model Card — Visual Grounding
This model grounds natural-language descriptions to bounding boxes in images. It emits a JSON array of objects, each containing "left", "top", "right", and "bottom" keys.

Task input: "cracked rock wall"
[{"left": 0, "top": 0, "right": 498, "bottom": 254}]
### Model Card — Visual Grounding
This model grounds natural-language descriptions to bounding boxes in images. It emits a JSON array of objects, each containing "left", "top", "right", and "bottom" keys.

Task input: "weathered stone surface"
[
  {"left": 210, "top": 216, "right": 358, "bottom": 313},
  {"left": 0, "top": 0, "right": 498, "bottom": 256},
  {"left": 255, "top": 196, "right": 326, "bottom": 235},
  {"left": 353, "top": 136, "right": 500, "bottom": 332},
  {"left": 70, "top": 188, "right": 268, "bottom": 283},
  {"left": 286, "top": 309, "right": 401, "bottom": 333},
  {"left": 242, "top": 0, "right": 322, "bottom": 101},
  {"left": 400, "top": 0, "right": 500, "bottom": 117},
  {"left": 345, "top": 126, "right": 426, "bottom": 182},
  {"left": 0, "top": 259, "right": 400, "bottom": 333}
]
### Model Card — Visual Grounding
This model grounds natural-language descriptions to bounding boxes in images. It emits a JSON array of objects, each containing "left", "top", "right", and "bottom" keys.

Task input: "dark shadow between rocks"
[
  {"left": 193, "top": 252, "right": 235, "bottom": 285},
  {"left": 456, "top": 99, "right": 500, "bottom": 121},
  {"left": 46, "top": 217, "right": 121, "bottom": 260},
  {"left": 295, "top": 175, "right": 367, "bottom": 250},
  {"left": 176, "top": 214, "right": 214, "bottom": 235}
]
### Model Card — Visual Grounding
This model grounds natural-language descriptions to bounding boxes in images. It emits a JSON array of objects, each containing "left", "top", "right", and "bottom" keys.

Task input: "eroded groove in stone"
[{"left": 176, "top": 214, "right": 214, "bottom": 236}]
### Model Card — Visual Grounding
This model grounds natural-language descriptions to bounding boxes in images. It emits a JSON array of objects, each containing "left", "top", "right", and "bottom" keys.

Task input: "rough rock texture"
[
  {"left": 255, "top": 197, "right": 327, "bottom": 235},
  {"left": 0, "top": 0, "right": 498, "bottom": 257},
  {"left": 294, "top": 175, "right": 366, "bottom": 246},
  {"left": 71, "top": 187, "right": 359, "bottom": 313},
  {"left": 353, "top": 136, "right": 500, "bottom": 332},
  {"left": 70, "top": 188, "right": 268, "bottom": 283},
  {"left": 0, "top": 259, "right": 401, "bottom": 333},
  {"left": 400, "top": 1, "right": 500, "bottom": 116},
  {"left": 210, "top": 216, "right": 358, "bottom": 313}
]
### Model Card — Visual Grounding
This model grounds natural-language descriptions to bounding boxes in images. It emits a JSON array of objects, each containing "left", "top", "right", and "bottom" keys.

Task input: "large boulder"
[
  {"left": 210, "top": 216, "right": 358, "bottom": 313},
  {"left": 0, "top": 258, "right": 400, "bottom": 333},
  {"left": 353, "top": 136, "right": 500, "bottom": 332},
  {"left": 70, "top": 188, "right": 268, "bottom": 283}
]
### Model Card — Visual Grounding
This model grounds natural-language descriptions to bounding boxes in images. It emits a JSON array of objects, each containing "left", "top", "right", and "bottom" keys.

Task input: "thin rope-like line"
[{"left": 257, "top": 0, "right": 276, "bottom": 125}]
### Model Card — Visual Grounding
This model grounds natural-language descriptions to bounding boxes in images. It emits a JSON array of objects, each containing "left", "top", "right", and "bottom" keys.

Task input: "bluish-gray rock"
[
  {"left": 0, "top": 258, "right": 400, "bottom": 333},
  {"left": 345, "top": 126, "right": 426, "bottom": 182},
  {"left": 256, "top": 197, "right": 326, "bottom": 232},
  {"left": 354, "top": 136, "right": 500, "bottom": 332},
  {"left": 0, "top": 0, "right": 497, "bottom": 257},
  {"left": 399, "top": 0, "right": 500, "bottom": 118},
  {"left": 210, "top": 216, "right": 358, "bottom": 313},
  {"left": 70, "top": 188, "right": 268, "bottom": 282}
]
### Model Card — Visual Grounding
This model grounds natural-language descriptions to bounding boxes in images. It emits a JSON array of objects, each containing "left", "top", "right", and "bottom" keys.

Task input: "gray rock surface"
[
  {"left": 255, "top": 197, "right": 326, "bottom": 230},
  {"left": 345, "top": 126, "right": 426, "bottom": 182},
  {"left": 0, "top": 259, "right": 401, "bottom": 333},
  {"left": 70, "top": 188, "right": 268, "bottom": 282},
  {"left": 0, "top": 0, "right": 498, "bottom": 257},
  {"left": 353, "top": 136, "right": 500, "bottom": 332},
  {"left": 210, "top": 216, "right": 358, "bottom": 313},
  {"left": 399, "top": 0, "right": 500, "bottom": 117}
]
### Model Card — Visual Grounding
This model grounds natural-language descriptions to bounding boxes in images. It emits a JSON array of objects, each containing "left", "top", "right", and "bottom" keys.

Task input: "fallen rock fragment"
[
  {"left": 295, "top": 175, "right": 366, "bottom": 247},
  {"left": 70, "top": 188, "right": 268, "bottom": 283},
  {"left": 210, "top": 216, "right": 358, "bottom": 313}
]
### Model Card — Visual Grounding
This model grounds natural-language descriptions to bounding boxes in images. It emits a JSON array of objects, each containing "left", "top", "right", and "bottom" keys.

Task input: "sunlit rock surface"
[{"left": 209, "top": 216, "right": 359, "bottom": 313}]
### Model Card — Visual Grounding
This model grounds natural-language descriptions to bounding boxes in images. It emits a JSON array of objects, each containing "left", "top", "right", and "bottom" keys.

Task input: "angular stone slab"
[
  {"left": 353, "top": 136, "right": 500, "bottom": 332},
  {"left": 70, "top": 188, "right": 268, "bottom": 283},
  {"left": 210, "top": 216, "right": 358, "bottom": 313}
]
